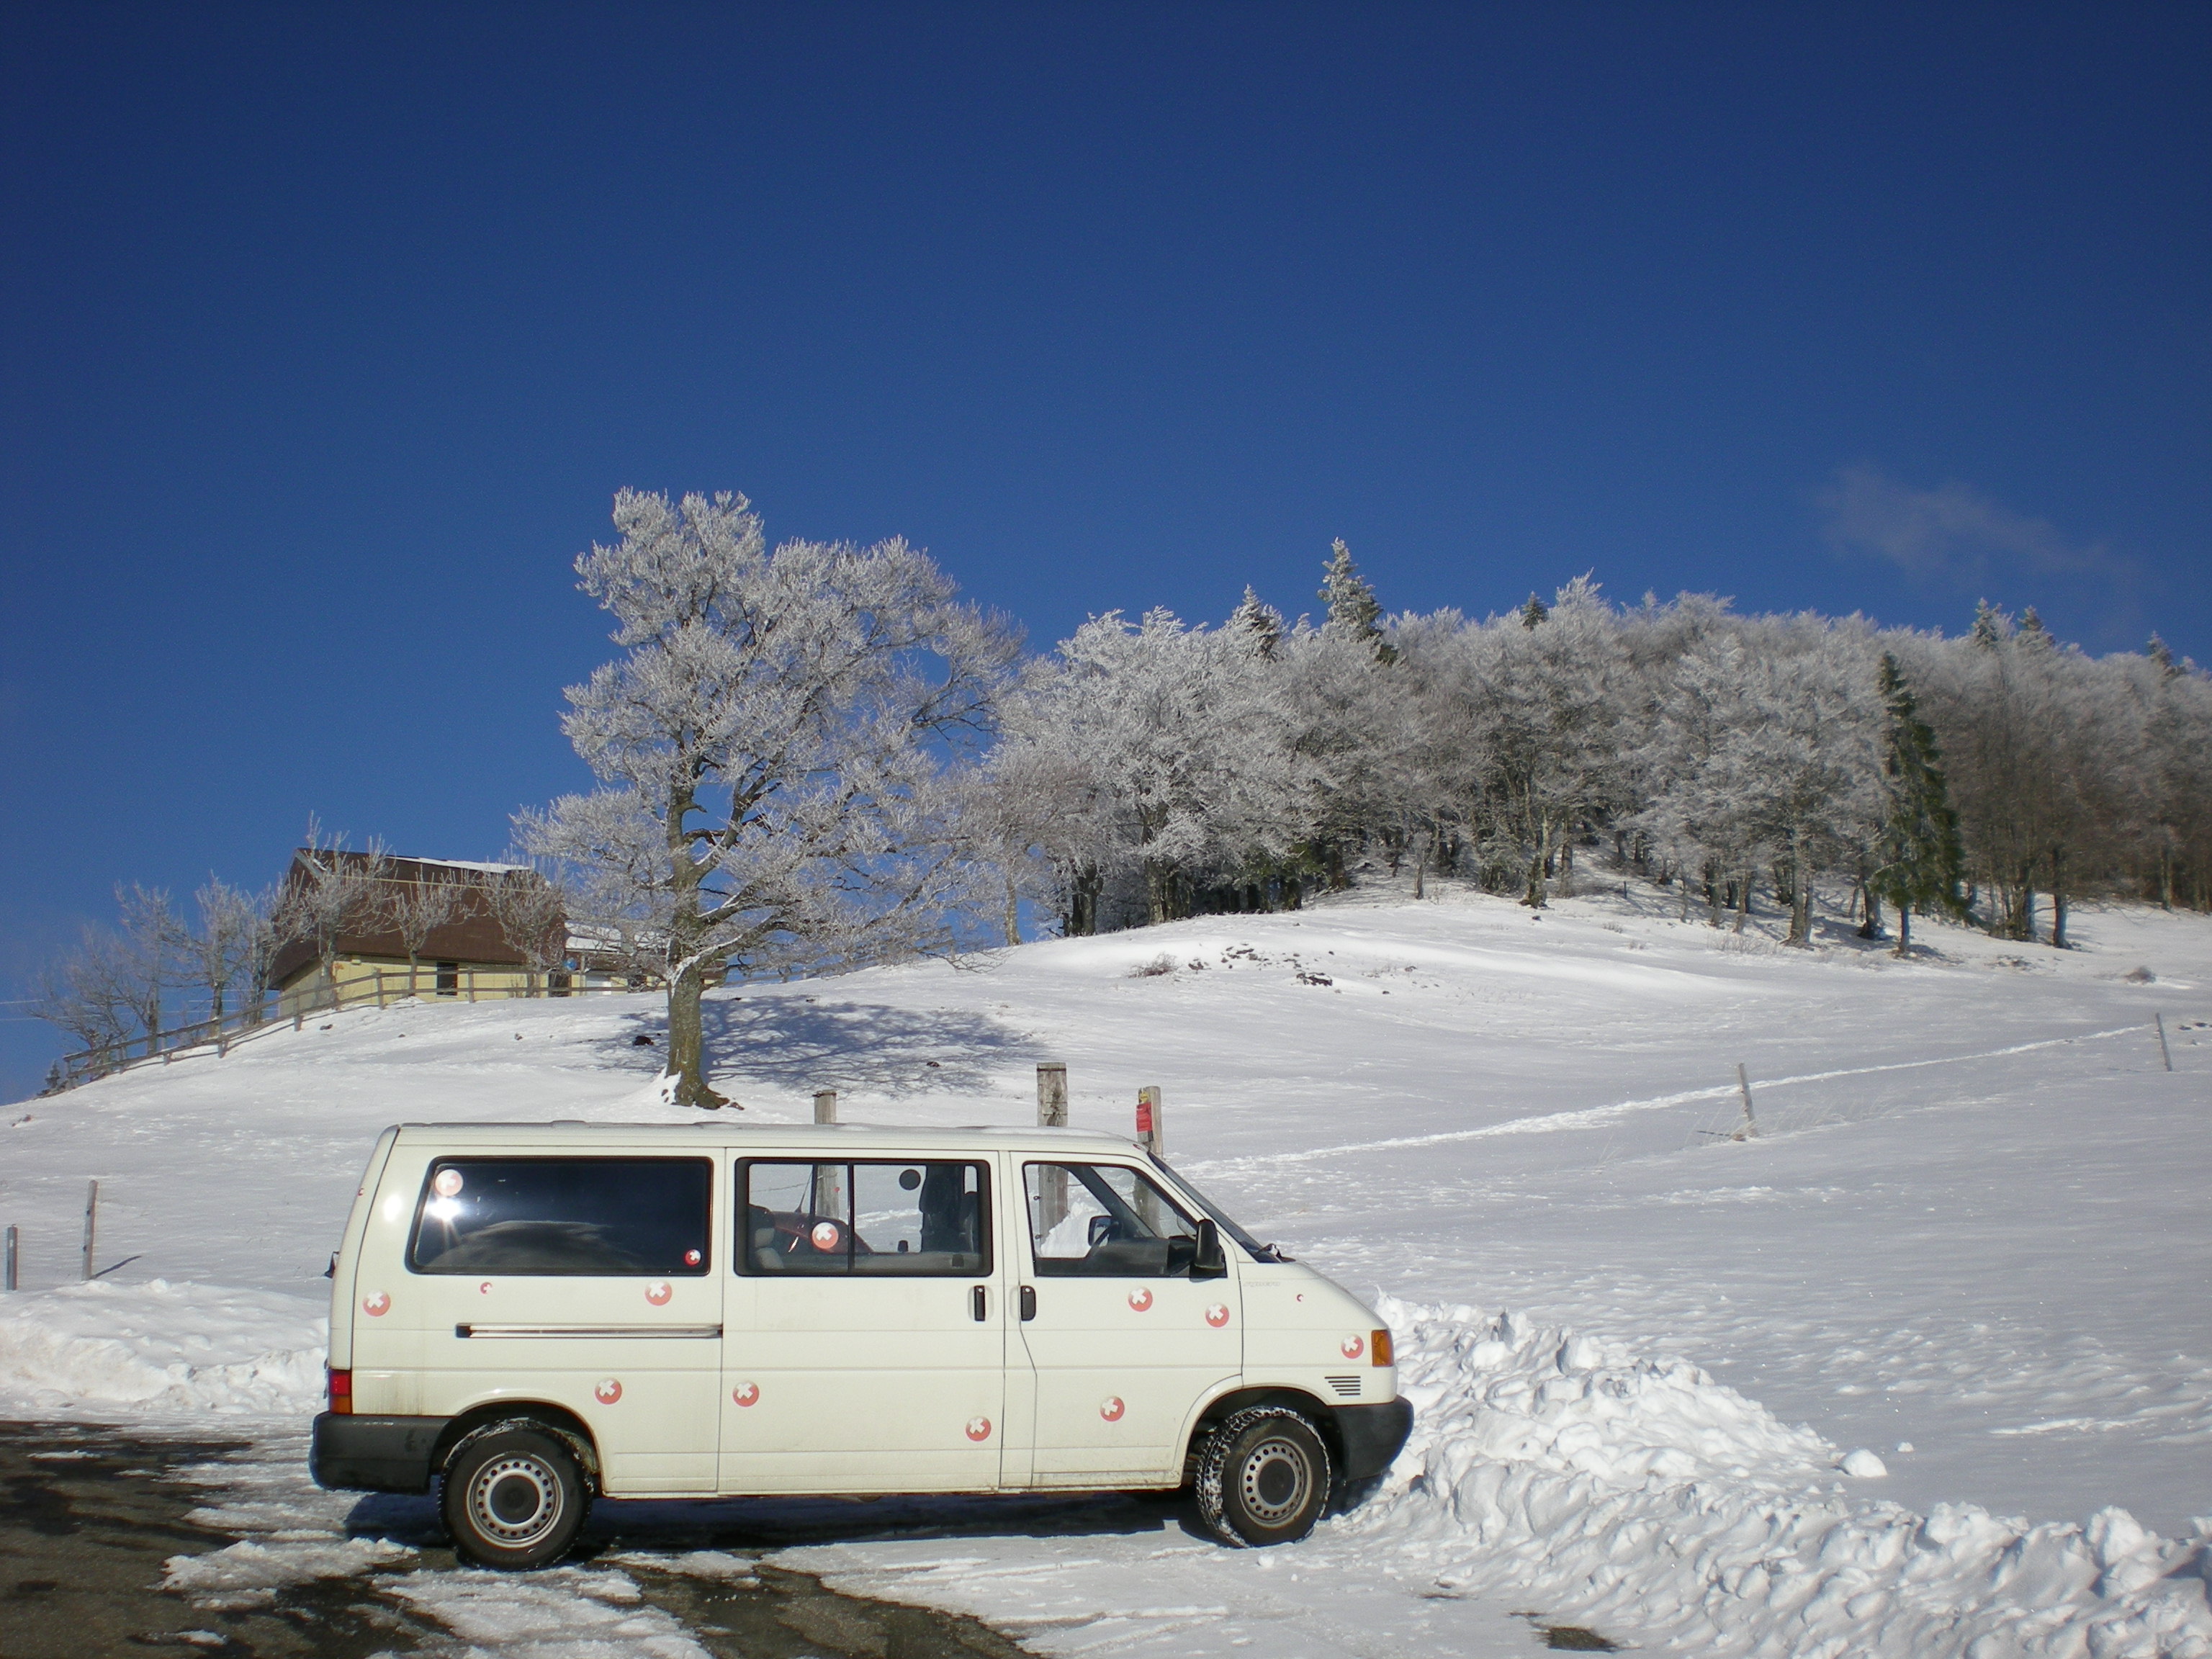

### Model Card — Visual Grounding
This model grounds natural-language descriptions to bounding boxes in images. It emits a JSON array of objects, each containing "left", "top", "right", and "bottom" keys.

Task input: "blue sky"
[{"left": 2, "top": 3, "right": 2206, "bottom": 1099}]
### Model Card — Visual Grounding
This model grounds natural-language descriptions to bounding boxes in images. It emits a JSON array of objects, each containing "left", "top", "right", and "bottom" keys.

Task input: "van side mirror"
[{"left": 1190, "top": 1218, "right": 1226, "bottom": 1280}]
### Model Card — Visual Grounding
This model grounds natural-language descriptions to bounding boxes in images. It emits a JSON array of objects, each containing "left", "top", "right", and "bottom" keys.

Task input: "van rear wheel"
[
  {"left": 1196, "top": 1407, "right": 1332, "bottom": 1547},
  {"left": 441, "top": 1424, "right": 589, "bottom": 1570}
]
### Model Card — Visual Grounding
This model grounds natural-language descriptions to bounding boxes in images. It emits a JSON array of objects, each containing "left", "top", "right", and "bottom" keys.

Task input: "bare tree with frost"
[{"left": 516, "top": 489, "right": 1018, "bottom": 1108}]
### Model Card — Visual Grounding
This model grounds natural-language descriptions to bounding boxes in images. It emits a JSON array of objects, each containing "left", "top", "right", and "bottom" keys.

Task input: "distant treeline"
[{"left": 974, "top": 551, "right": 2212, "bottom": 945}]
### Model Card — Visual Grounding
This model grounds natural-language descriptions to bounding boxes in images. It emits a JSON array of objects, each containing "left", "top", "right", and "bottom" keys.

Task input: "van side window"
[
  {"left": 741, "top": 1161, "right": 989, "bottom": 1276},
  {"left": 408, "top": 1158, "right": 712, "bottom": 1276},
  {"left": 1024, "top": 1163, "right": 1199, "bottom": 1277}
]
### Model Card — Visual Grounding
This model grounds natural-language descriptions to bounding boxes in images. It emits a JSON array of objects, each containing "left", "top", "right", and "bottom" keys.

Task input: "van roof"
[{"left": 388, "top": 1120, "right": 1141, "bottom": 1152}]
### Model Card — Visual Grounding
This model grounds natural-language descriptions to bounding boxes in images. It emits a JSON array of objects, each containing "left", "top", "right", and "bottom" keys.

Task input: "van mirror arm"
[{"left": 1190, "top": 1218, "right": 1227, "bottom": 1280}]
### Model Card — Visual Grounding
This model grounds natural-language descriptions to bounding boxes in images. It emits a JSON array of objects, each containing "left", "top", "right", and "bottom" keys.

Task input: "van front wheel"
[
  {"left": 1196, "top": 1407, "right": 1332, "bottom": 1547},
  {"left": 441, "top": 1424, "right": 589, "bottom": 1569}
]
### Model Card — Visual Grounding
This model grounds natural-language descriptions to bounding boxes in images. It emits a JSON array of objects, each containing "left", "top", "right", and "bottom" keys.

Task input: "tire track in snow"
[{"left": 1188, "top": 1023, "right": 2152, "bottom": 1170}]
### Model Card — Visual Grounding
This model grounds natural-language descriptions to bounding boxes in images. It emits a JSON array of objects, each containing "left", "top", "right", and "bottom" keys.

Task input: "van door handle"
[
  {"left": 971, "top": 1285, "right": 986, "bottom": 1321},
  {"left": 1019, "top": 1285, "right": 1036, "bottom": 1321}
]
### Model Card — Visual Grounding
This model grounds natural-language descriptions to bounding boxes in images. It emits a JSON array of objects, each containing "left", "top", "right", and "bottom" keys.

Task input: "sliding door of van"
[
  {"left": 405, "top": 1153, "right": 725, "bottom": 1494},
  {"left": 1011, "top": 1161, "right": 1241, "bottom": 1486},
  {"left": 721, "top": 1156, "right": 1009, "bottom": 1494}
]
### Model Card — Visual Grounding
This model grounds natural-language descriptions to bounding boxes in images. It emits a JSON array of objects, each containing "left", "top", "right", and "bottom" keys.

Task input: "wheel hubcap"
[
  {"left": 1238, "top": 1435, "right": 1313, "bottom": 1526},
  {"left": 468, "top": 1454, "right": 564, "bottom": 1547}
]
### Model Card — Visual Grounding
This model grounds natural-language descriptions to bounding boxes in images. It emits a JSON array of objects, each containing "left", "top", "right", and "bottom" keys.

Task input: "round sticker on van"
[
  {"left": 1100, "top": 1396, "right": 1125, "bottom": 1421},
  {"left": 595, "top": 1379, "right": 623, "bottom": 1405},
  {"left": 644, "top": 1281, "right": 673, "bottom": 1305},
  {"left": 810, "top": 1221, "right": 841, "bottom": 1251},
  {"left": 1127, "top": 1287, "right": 1153, "bottom": 1313},
  {"left": 732, "top": 1382, "right": 759, "bottom": 1407},
  {"left": 964, "top": 1416, "right": 992, "bottom": 1442},
  {"left": 361, "top": 1291, "right": 390, "bottom": 1317},
  {"left": 1205, "top": 1303, "right": 1231, "bottom": 1328},
  {"left": 1341, "top": 1334, "right": 1365, "bottom": 1359},
  {"left": 432, "top": 1169, "right": 464, "bottom": 1198}
]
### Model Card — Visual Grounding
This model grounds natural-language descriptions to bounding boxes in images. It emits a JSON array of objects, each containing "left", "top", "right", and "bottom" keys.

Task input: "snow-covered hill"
[{"left": 4, "top": 884, "right": 2209, "bottom": 1657}]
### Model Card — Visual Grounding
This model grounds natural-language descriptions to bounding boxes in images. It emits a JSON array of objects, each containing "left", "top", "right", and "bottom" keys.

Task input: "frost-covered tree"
[
  {"left": 997, "top": 609, "right": 1316, "bottom": 927},
  {"left": 517, "top": 489, "right": 1018, "bottom": 1107},
  {"left": 1318, "top": 539, "right": 1393, "bottom": 662},
  {"left": 184, "top": 878, "right": 275, "bottom": 1027},
  {"left": 382, "top": 869, "right": 463, "bottom": 999}
]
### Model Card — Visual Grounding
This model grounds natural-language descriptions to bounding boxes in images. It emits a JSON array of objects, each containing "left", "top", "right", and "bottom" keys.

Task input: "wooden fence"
[{"left": 51, "top": 967, "right": 657, "bottom": 1092}]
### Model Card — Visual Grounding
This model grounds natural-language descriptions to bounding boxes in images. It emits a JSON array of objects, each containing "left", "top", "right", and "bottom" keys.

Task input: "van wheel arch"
[
  {"left": 1183, "top": 1388, "right": 1339, "bottom": 1485},
  {"left": 433, "top": 1404, "right": 601, "bottom": 1491}
]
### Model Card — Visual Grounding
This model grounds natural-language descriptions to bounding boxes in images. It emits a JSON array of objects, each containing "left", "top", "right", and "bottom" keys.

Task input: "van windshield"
[{"left": 1147, "top": 1160, "right": 1290, "bottom": 1263}]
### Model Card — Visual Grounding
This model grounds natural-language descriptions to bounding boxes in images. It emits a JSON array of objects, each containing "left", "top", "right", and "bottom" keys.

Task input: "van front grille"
[{"left": 1325, "top": 1375, "right": 1362, "bottom": 1398}]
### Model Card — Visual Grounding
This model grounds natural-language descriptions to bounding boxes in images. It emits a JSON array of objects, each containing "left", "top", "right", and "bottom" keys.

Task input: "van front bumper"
[
  {"left": 310, "top": 1413, "right": 449, "bottom": 1493},
  {"left": 1332, "top": 1398, "right": 1414, "bottom": 1482}
]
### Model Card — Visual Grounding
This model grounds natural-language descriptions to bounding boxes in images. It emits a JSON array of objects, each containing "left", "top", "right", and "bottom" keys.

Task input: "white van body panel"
[{"left": 332, "top": 1122, "right": 1401, "bottom": 1502}]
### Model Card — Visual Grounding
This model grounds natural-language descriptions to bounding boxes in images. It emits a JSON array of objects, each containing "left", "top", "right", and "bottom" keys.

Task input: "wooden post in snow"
[
  {"left": 1734, "top": 1064, "right": 1759, "bottom": 1139},
  {"left": 813, "top": 1089, "right": 838, "bottom": 1124},
  {"left": 1137, "top": 1086, "right": 1164, "bottom": 1158},
  {"left": 5, "top": 1225, "right": 17, "bottom": 1292},
  {"left": 81, "top": 1181, "right": 97, "bottom": 1281},
  {"left": 2156, "top": 1013, "right": 2173, "bottom": 1072},
  {"left": 1036, "top": 1064, "right": 1068, "bottom": 1128}
]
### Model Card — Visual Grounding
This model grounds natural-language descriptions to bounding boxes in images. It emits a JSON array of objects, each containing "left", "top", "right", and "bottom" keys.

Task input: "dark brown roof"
[{"left": 269, "top": 851, "right": 561, "bottom": 984}]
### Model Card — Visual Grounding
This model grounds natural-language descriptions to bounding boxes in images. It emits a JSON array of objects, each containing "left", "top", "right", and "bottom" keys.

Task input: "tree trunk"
[
  {"left": 1146, "top": 860, "right": 1172, "bottom": 927},
  {"left": 1893, "top": 902, "right": 1912, "bottom": 958},
  {"left": 661, "top": 780, "right": 728, "bottom": 1109},
  {"left": 1733, "top": 874, "right": 1751, "bottom": 934},
  {"left": 1002, "top": 873, "right": 1021, "bottom": 948},
  {"left": 1785, "top": 831, "right": 1812, "bottom": 946},
  {"left": 666, "top": 962, "right": 721, "bottom": 1107},
  {"left": 2049, "top": 847, "right": 2069, "bottom": 949},
  {"left": 1521, "top": 819, "right": 1550, "bottom": 908},
  {"left": 1858, "top": 884, "right": 1883, "bottom": 940}
]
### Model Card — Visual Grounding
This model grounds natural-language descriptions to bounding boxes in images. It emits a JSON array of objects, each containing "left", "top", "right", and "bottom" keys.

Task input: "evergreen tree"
[
  {"left": 1970, "top": 600, "right": 2006, "bottom": 649},
  {"left": 1318, "top": 539, "right": 1393, "bottom": 660},
  {"left": 2147, "top": 634, "right": 2177, "bottom": 675},
  {"left": 1518, "top": 592, "right": 1549, "bottom": 629},
  {"left": 1228, "top": 585, "right": 1285, "bottom": 659},
  {"left": 1869, "top": 652, "right": 1965, "bottom": 957}
]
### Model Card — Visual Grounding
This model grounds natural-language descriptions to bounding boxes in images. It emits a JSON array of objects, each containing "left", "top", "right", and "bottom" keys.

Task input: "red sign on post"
[{"left": 1135, "top": 1097, "right": 1154, "bottom": 1136}]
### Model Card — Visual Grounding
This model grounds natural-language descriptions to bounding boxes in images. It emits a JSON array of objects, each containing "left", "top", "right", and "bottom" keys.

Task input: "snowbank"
[
  {"left": 0, "top": 1279, "right": 325, "bottom": 1417},
  {"left": 1348, "top": 1296, "right": 2212, "bottom": 1658}
]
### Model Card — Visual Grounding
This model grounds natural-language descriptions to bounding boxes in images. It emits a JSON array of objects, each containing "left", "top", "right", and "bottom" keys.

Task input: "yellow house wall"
[{"left": 276, "top": 956, "right": 553, "bottom": 1013}]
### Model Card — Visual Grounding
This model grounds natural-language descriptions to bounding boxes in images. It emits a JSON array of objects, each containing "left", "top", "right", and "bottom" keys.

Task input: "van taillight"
[
  {"left": 328, "top": 1367, "right": 353, "bottom": 1414},
  {"left": 1371, "top": 1329, "right": 1393, "bottom": 1367}
]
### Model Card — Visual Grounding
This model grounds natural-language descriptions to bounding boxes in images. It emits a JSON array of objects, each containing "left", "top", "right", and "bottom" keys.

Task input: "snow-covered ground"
[{"left": 4, "top": 882, "right": 2210, "bottom": 1656}]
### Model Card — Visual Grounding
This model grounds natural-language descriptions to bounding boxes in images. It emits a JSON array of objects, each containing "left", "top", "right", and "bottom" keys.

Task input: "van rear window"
[
  {"left": 741, "top": 1161, "right": 989, "bottom": 1276},
  {"left": 408, "top": 1157, "right": 712, "bottom": 1276}
]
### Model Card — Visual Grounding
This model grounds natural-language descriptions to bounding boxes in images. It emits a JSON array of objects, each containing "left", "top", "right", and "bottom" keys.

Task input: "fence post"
[
  {"left": 81, "top": 1181, "right": 97, "bottom": 1282},
  {"left": 374, "top": 968, "right": 387, "bottom": 1010},
  {"left": 1037, "top": 1063, "right": 1068, "bottom": 1128},
  {"left": 5, "top": 1225, "right": 17, "bottom": 1292},
  {"left": 1735, "top": 1064, "right": 1759, "bottom": 1138},
  {"left": 2156, "top": 1013, "right": 2173, "bottom": 1072},
  {"left": 813, "top": 1089, "right": 837, "bottom": 1124},
  {"left": 1136, "top": 1085, "right": 1164, "bottom": 1158},
  {"left": 467, "top": 968, "right": 477, "bottom": 1004}
]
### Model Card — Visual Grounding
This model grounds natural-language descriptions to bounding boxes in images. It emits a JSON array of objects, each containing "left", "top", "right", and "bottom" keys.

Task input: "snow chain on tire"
[{"left": 1195, "top": 1406, "right": 1334, "bottom": 1547}]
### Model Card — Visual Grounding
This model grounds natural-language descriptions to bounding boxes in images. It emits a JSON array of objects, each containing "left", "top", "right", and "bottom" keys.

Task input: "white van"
[{"left": 313, "top": 1121, "right": 1412, "bottom": 1567}]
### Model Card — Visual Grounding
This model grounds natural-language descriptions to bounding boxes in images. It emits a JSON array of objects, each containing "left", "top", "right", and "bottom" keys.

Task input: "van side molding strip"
[{"left": 454, "top": 1323, "right": 724, "bottom": 1339}]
